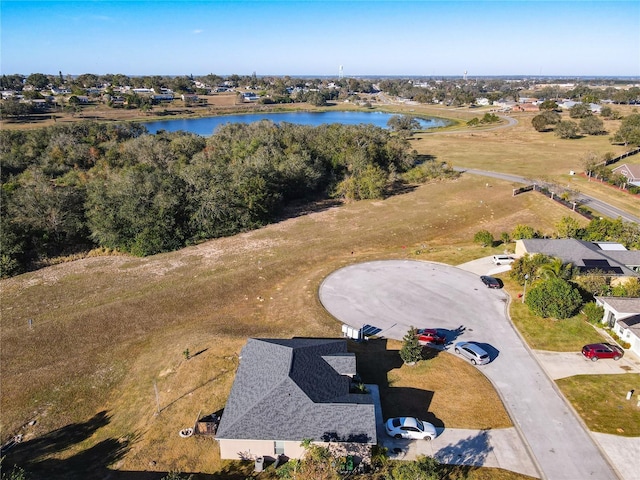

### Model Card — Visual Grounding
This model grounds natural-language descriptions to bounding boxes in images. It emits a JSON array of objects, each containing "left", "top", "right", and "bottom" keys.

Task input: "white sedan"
[{"left": 385, "top": 417, "right": 437, "bottom": 440}]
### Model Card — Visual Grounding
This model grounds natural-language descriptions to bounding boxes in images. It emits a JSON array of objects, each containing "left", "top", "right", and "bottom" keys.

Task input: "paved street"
[{"left": 319, "top": 259, "right": 622, "bottom": 479}]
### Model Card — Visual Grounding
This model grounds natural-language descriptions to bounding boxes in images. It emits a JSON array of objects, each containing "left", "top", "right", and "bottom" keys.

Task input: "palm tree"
[{"left": 538, "top": 257, "right": 573, "bottom": 281}]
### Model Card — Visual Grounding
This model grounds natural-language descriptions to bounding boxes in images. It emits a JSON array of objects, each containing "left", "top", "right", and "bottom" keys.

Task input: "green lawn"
[
  {"left": 557, "top": 374, "right": 640, "bottom": 436},
  {"left": 501, "top": 276, "right": 605, "bottom": 351}
]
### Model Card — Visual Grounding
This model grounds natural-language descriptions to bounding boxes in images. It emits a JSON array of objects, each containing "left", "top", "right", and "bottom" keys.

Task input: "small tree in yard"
[
  {"left": 473, "top": 230, "right": 494, "bottom": 247},
  {"left": 400, "top": 327, "right": 422, "bottom": 365},
  {"left": 525, "top": 278, "right": 583, "bottom": 319}
]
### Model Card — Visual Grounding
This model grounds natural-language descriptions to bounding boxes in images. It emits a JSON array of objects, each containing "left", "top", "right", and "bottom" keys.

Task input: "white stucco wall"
[{"left": 217, "top": 438, "right": 306, "bottom": 460}]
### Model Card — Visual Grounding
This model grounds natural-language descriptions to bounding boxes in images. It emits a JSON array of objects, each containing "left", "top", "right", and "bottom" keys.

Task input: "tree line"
[{"left": 0, "top": 120, "right": 457, "bottom": 278}]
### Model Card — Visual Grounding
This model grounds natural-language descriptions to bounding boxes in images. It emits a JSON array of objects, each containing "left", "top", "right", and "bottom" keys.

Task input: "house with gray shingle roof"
[
  {"left": 595, "top": 297, "right": 640, "bottom": 356},
  {"left": 612, "top": 163, "right": 640, "bottom": 187},
  {"left": 216, "top": 338, "right": 377, "bottom": 460},
  {"left": 515, "top": 239, "right": 640, "bottom": 278}
]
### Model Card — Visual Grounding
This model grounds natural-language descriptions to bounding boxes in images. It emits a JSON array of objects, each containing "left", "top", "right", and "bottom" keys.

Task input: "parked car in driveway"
[
  {"left": 454, "top": 341, "right": 490, "bottom": 365},
  {"left": 480, "top": 275, "right": 501, "bottom": 289},
  {"left": 581, "top": 343, "right": 624, "bottom": 361},
  {"left": 416, "top": 328, "right": 446, "bottom": 345},
  {"left": 492, "top": 255, "right": 514, "bottom": 265},
  {"left": 385, "top": 417, "right": 437, "bottom": 440}
]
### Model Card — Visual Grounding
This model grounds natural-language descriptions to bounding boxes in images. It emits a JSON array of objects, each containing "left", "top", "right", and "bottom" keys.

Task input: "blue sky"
[{"left": 1, "top": 0, "right": 639, "bottom": 77}]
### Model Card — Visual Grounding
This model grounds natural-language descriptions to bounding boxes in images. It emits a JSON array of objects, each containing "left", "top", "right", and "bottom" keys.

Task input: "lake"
[{"left": 143, "top": 111, "right": 449, "bottom": 136}]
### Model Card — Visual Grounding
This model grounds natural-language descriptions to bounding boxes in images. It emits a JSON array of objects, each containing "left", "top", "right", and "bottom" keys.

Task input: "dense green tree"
[
  {"left": 555, "top": 216, "right": 583, "bottom": 239},
  {"left": 555, "top": 120, "right": 579, "bottom": 139},
  {"left": 525, "top": 278, "right": 582, "bottom": 319},
  {"left": 539, "top": 99, "right": 559, "bottom": 111},
  {"left": 510, "top": 253, "right": 552, "bottom": 285},
  {"left": 531, "top": 114, "right": 549, "bottom": 132},
  {"left": 0, "top": 99, "right": 34, "bottom": 119},
  {"left": 532, "top": 111, "right": 561, "bottom": 132},
  {"left": 611, "top": 113, "right": 640, "bottom": 146},
  {"left": 85, "top": 164, "right": 186, "bottom": 256},
  {"left": 582, "top": 217, "right": 640, "bottom": 248},
  {"left": 569, "top": 103, "right": 592, "bottom": 119},
  {"left": 1, "top": 74, "right": 25, "bottom": 90},
  {"left": 25, "top": 72, "right": 50, "bottom": 89},
  {"left": 473, "top": 230, "right": 494, "bottom": 247},
  {"left": 580, "top": 116, "right": 605, "bottom": 135},
  {"left": 7, "top": 167, "right": 88, "bottom": 254},
  {"left": 600, "top": 105, "right": 614, "bottom": 118},
  {"left": 511, "top": 224, "right": 538, "bottom": 240}
]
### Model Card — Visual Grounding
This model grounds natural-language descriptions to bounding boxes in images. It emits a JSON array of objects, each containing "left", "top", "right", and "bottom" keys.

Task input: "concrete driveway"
[
  {"left": 319, "top": 259, "right": 620, "bottom": 480},
  {"left": 535, "top": 350, "right": 640, "bottom": 380}
]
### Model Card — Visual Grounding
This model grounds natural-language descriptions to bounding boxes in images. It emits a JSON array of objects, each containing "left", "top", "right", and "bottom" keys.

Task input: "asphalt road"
[
  {"left": 319, "top": 260, "right": 620, "bottom": 480},
  {"left": 456, "top": 167, "right": 640, "bottom": 224}
]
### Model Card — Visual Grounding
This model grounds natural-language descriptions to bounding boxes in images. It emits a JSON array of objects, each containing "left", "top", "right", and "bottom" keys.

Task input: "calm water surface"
[{"left": 143, "top": 111, "right": 449, "bottom": 136}]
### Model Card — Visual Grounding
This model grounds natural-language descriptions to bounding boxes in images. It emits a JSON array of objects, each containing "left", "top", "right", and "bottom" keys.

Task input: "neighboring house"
[
  {"left": 595, "top": 297, "right": 640, "bottom": 356},
  {"left": 515, "top": 239, "right": 640, "bottom": 279},
  {"left": 612, "top": 163, "right": 640, "bottom": 187},
  {"left": 216, "top": 337, "right": 377, "bottom": 461}
]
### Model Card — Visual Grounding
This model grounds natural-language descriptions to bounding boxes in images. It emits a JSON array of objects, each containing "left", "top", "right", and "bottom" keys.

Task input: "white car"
[
  {"left": 385, "top": 417, "right": 437, "bottom": 440},
  {"left": 492, "top": 255, "right": 513, "bottom": 265}
]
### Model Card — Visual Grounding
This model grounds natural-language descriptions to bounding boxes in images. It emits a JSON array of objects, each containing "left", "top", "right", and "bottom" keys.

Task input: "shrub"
[
  {"left": 389, "top": 455, "right": 441, "bottom": 480},
  {"left": 582, "top": 302, "right": 604, "bottom": 324},
  {"left": 525, "top": 278, "right": 583, "bottom": 319}
]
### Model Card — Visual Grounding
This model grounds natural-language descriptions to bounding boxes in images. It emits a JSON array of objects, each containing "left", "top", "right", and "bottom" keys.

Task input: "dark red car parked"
[
  {"left": 416, "top": 328, "right": 446, "bottom": 345},
  {"left": 581, "top": 343, "right": 624, "bottom": 361}
]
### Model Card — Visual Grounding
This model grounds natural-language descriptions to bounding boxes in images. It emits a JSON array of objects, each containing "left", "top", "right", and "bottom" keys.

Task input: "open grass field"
[
  {"left": 556, "top": 374, "right": 640, "bottom": 436},
  {"left": 1, "top": 172, "right": 582, "bottom": 478}
]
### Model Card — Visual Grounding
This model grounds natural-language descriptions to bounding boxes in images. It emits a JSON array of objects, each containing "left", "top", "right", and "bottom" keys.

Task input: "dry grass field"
[{"left": 0, "top": 172, "right": 582, "bottom": 478}]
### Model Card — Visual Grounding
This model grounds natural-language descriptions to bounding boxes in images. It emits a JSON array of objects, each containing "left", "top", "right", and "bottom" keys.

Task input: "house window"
[{"left": 274, "top": 441, "right": 285, "bottom": 456}]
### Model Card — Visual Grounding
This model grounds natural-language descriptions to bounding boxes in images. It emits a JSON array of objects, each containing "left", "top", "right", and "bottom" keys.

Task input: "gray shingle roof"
[
  {"left": 216, "top": 338, "right": 376, "bottom": 444},
  {"left": 596, "top": 296, "right": 640, "bottom": 315},
  {"left": 520, "top": 239, "right": 640, "bottom": 276}
]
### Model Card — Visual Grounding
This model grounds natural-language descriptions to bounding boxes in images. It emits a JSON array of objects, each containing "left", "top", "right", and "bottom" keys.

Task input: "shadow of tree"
[
  {"left": 434, "top": 430, "right": 494, "bottom": 466},
  {"left": 2, "top": 413, "right": 274, "bottom": 480},
  {"left": 441, "top": 325, "right": 466, "bottom": 347}
]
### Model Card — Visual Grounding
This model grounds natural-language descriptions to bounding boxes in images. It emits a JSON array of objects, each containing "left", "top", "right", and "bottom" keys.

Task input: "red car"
[
  {"left": 416, "top": 328, "right": 446, "bottom": 345},
  {"left": 581, "top": 343, "right": 624, "bottom": 361}
]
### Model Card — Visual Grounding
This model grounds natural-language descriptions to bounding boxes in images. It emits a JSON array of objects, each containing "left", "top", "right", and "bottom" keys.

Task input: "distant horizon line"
[{"left": 14, "top": 73, "right": 640, "bottom": 81}]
